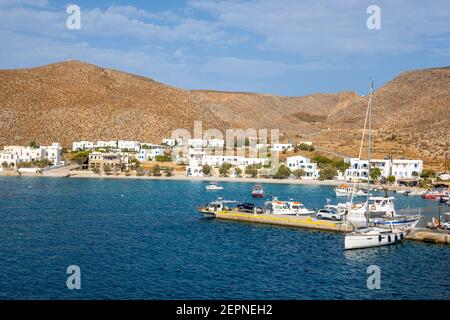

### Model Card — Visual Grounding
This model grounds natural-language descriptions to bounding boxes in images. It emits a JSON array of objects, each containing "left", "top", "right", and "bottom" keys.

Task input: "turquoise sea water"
[{"left": 0, "top": 176, "right": 449, "bottom": 300}]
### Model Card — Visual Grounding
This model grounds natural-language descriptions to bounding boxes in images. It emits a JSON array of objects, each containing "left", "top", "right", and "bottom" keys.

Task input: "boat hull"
[
  {"left": 252, "top": 194, "right": 264, "bottom": 198},
  {"left": 345, "top": 229, "right": 405, "bottom": 250}
]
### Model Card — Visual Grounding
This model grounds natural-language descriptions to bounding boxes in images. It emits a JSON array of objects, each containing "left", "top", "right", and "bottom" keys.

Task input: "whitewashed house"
[
  {"left": 118, "top": 140, "right": 140, "bottom": 152},
  {"left": 187, "top": 139, "right": 208, "bottom": 148},
  {"left": 286, "top": 155, "right": 319, "bottom": 179},
  {"left": 94, "top": 140, "right": 118, "bottom": 149},
  {"left": 138, "top": 147, "right": 163, "bottom": 161},
  {"left": 72, "top": 141, "right": 94, "bottom": 151},
  {"left": 207, "top": 139, "right": 225, "bottom": 148},
  {"left": 186, "top": 159, "right": 204, "bottom": 177},
  {"left": 43, "top": 143, "right": 62, "bottom": 165},
  {"left": 1, "top": 142, "right": 62, "bottom": 168},
  {"left": 344, "top": 158, "right": 423, "bottom": 181},
  {"left": 391, "top": 159, "right": 423, "bottom": 179},
  {"left": 272, "top": 143, "right": 293, "bottom": 152}
]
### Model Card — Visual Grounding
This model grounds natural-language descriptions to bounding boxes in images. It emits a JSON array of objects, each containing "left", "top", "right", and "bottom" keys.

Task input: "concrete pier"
[
  {"left": 213, "top": 211, "right": 450, "bottom": 246},
  {"left": 214, "top": 211, "right": 353, "bottom": 232},
  {"left": 405, "top": 228, "right": 450, "bottom": 245}
]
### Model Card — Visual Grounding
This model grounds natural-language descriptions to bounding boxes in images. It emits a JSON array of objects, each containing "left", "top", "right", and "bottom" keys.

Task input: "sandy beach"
[{"left": 60, "top": 170, "right": 349, "bottom": 186}]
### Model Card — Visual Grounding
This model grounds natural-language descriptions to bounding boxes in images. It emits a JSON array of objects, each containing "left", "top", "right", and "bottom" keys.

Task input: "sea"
[{"left": 0, "top": 176, "right": 449, "bottom": 300}]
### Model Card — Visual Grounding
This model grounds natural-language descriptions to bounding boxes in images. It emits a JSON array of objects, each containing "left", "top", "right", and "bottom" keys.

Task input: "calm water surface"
[{"left": 0, "top": 177, "right": 449, "bottom": 299}]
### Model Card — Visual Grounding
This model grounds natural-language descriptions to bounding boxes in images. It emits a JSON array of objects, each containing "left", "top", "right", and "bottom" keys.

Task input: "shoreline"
[{"left": 1, "top": 170, "right": 349, "bottom": 186}]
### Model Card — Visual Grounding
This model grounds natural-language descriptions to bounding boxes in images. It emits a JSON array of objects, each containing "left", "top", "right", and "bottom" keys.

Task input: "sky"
[{"left": 0, "top": 0, "right": 449, "bottom": 96}]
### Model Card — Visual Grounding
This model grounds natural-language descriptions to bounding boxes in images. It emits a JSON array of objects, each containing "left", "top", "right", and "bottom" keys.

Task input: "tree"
[
  {"left": 234, "top": 167, "right": 242, "bottom": 177},
  {"left": 135, "top": 166, "right": 145, "bottom": 176},
  {"left": 92, "top": 166, "right": 100, "bottom": 175},
  {"left": 219, "top": 163, "right": 232, "bottom": 177},
  {"left": 103, "top": 164, "right": 112, "bottom": 175},
  {"left": 370, "top": 167, "right": 382, "bottom": 182},
  {"left": 318, "top": 165, "right": 338, "bottom": 181},
  {"left": 420, "top": 169, "right": 435, "bottom": 179},
  {"left": 164, "top": 167, "right": 174, "bottom": 177},
  {"left": 202, "top": 165, "right": 212, "bottom": 176},
  {"left": 29, "top": 140, "right": 39, "bottom": 149},
  {"left": 70, "top": 151, "right": 90, "bottom": 165},
  {"left": 293, "top": 168, "right": 306, "bottom": 179},
  {"left": 1, "top": 161, "right": 8, "bottom": 169},
  {"left": 412, "top": 171, "right": 419, "bottom": 177},
  {"left": 155, "top": 154, "right": 172, "bottom": 162},
  {"left": 387, "top": 175, "right": 396, "bottom": 184},
  {"left": 152, "top": 164, "right": 161, "bottom": 176},
  {"left": 129, "top": 158, "right": 141, "bottom": 170},
  {"left": 245, "top": 165, "right": 259, "bottom": 178},
  {"left": 273, "top": 165, "right": 291, "bottom": 179}
]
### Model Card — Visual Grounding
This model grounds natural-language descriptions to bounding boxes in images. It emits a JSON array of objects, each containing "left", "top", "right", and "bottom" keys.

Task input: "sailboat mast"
[{"left": 366, "top": 79, "right": 374, "bottom": 225}]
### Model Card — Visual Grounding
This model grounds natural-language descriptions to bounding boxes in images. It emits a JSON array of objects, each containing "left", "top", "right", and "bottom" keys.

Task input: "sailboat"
[{"left": 344, "top": 80, "right": 406, "bottom": 250}]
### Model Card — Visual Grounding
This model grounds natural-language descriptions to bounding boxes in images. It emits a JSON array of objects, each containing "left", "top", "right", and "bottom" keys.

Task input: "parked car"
[
  {"left": 316, "top": 208, "right": 343, "bottom": 221},
  {"left": 237, "top": 203, "right": 260, "bottom": 213}
]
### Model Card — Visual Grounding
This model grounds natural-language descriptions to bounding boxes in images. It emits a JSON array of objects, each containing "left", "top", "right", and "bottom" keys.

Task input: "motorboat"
[
  {"left": 205, "top": 182, "right": 223, "bottom": 190},
  {"left": 335, "top": 184, "right": 369, "bottom": 197},
  {"left": 197, "top": 198, "right": 237, "bottom": 218},
  {"left": 263, "top": 197, "right": 314, "bottom": 216},
  {"left": 422, "top": 189, "right": 449, "bottom": 200},
  {"left": 251, "top": 184, "right": 264, "bottom": 198},
  {"left": 345, "top": 226, "right": 406, "bottom": 250},
  {"left": 346, "top": 198, "right": 421, "bottom": 229}
]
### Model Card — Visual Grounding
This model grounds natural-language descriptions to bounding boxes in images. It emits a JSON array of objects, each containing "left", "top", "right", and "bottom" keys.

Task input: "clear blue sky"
[{"left": 0, "top": 0, "right": 449, "bottom": 96}]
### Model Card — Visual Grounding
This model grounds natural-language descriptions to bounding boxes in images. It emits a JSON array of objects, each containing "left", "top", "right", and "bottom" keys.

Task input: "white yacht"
[
  {"left": 345, "top": 226, "right": 406, "bottom": 250},
  {"left": 344, "top": 79, "right": 409, "bottom": 250},
  {"left": 263, "top": 198, "right": 314, "bottom": 216},
  {"left": 205, "top": 182, "right": 223, "bottom": 190},
  {"left": 335, "top": 184, "right": 369, "bottom": 197}
]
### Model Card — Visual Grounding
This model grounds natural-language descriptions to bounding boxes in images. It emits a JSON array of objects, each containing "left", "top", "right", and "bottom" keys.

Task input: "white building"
[
  {"left": 118, "top": 140, "right": 140, "bottom": 152},
  {"left": 207, "top": 139, "right": 225, "bottom": 148},
  {"left": 344, "top": 158, "right": 423, "bottom": 181},
  {"left": 186, "top": 159, "right": 204, "bottom": 177},
  {"left": 72, "top": 141, "right": 94, "bottom": 151},
  {"left": 286, "top": 155, "right": 319, "bottom": 179},
  {"left": 43, "top": 143, "right": 62, "bottom": 165},
  {"left": 94, "top": 140, "right": 118, "bottom": 149},
  {"left": 391, "top": 159, "right": 423, "bottom": 179},
  {"left": 272, "top": 143, "right": 293, "bottom": 152},
  {"left": 200, "top": 155, "right": 268, "bottom": 167},
  {"left": 187, "top": 139, "right": 208, "bottom": 148},
  {"left": 138, "top": 147, "right": 163, "bottom": 161},
  {"left": 1, "top": 142, "right": 62, "bottom": 168}
]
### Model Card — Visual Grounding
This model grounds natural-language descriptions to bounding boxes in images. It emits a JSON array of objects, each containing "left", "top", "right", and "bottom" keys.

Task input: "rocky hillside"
[
  {"left": 323, "top": 67, "right": 450, "bottom": 168},
  {"left": 0, "top": 61, "right": 448, "bottom": 168}
]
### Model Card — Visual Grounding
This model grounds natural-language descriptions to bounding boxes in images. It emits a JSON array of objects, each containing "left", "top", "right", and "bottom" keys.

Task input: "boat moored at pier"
[{"left": 263, "top": 198, "right": 314, "bottom": 216}]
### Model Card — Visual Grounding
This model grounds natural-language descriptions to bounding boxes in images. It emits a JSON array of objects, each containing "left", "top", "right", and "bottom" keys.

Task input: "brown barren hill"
[
  {"left": 0, "top": 61, "right": 448, "bottom": 168},
  {"left": 323, "top": 67, "right": 450, "bottom": 168}
]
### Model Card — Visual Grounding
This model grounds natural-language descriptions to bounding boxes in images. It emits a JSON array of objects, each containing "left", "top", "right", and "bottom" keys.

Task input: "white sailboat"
[{"left": 344, "top": 79, "right": 407, "bottom": 250}]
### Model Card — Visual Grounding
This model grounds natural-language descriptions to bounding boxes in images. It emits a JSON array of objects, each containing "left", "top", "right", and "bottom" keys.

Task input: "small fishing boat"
[
  {"left": 205, "top": 182, "right": 223, "bottom": 190},
  {"left": 335, "top": 184, "right": 369, "bottom": 197},
  {"left": 263, "top": 197, "right": 314, "bottom": 216},
  {"left": 251, "top": 184, "right": 264, "bottom": 198},
  {"left": 197, "top": 198, "right": 237, "bottom": 218}
]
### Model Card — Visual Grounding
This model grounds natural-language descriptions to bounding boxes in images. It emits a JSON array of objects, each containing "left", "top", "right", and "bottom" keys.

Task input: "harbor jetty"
[
  {"left": 406, "top": 228, "right": 450, "bottom": 245},
  {"left": 212, "top": 211, "right": 450, "bottom": 246},
  {"left": 215, "top": 211, "right": 352, "bottom": 232}
]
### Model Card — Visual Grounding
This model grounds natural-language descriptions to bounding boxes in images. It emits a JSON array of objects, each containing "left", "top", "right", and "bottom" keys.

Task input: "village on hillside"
[{"left": 1, "top": 137, "right": 448, "bottom": 189}]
